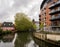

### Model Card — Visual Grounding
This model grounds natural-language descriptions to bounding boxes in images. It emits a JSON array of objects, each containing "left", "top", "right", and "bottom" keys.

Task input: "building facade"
[
  {"left": 39, "top": 0, "right": 51, "bottom": 31},
  {"left": 49, "top": 0, "right": 60, "bottom": 32},
  {"left": 1, "top": 22, "right": 15, "bottom": 31},
  {"left": 39, "top": 0, "right": 60, "bottom": 32}
]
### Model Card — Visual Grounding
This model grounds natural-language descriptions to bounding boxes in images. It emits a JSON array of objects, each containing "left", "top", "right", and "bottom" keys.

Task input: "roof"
[{"left": 1, "top": 22, "right": 14, "bottom": 27}]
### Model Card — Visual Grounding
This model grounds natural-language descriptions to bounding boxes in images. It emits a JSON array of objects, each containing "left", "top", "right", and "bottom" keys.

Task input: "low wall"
[
  {"left": 47, "top": 34, "right": 60, "bottom": 41},
  {"left": 34, "top": 32, "right": 60, "bottom": 41},
  {"left": 34, "top": 33, "right": 46, "bottom": 40}
]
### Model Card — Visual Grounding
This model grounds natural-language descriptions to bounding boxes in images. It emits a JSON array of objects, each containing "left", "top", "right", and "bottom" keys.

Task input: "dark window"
[{"left": 46, "top": 0, "right": 52, "bottom": 3}]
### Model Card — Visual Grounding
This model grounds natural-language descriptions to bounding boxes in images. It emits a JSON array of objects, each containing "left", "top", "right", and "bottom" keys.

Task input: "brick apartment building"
[{"left": 39, "top": 0, "right": 60, "bottom": 32}]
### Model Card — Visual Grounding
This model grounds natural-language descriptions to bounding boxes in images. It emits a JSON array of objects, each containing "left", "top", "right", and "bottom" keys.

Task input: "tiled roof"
[{"left": 1, "top": 22, "right": 14, "bottom": 27}]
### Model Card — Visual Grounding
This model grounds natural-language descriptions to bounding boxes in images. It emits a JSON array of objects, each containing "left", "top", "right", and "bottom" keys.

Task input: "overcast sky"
[{"left": 0, "top": 0, "right": 43, "bottom": 22}]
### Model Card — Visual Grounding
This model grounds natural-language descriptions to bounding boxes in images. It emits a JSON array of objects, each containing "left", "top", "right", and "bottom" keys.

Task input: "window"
[
  {"left": 58, "top": 14, "right": 60, "bottom": 16},
  {"left": 44, "top": 13, "right": 46, "bottom": 16},
  {"left": 58, "top": 7, "right": 60, "bottom": 10},
  {"left": 9, "top": 24, "right": 11, "bottom": 26},
  {"left": 4, "top": 24, "right": 5, "bottom": 26}
]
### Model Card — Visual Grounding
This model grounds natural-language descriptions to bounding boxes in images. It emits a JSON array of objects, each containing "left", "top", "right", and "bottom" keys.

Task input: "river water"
[
  {"left": 0, "top": 32, "right": 60, "bottom": 47},
  {"left": 0, "top": 32, "right": 39, "bottom": 47}
]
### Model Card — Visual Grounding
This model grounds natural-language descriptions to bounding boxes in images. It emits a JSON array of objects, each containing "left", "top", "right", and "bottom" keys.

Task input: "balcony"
[
  {"left": 49, "top": 9, "right": 60, "bottom": 15},
  {"left": 51, "top": 23, "right": 60, "bottom": 28},
  {"left": 49, "top": 1, "right": 60, "bottom": 9},
  {"left": 50, "top": 15, "right": 60, "bottom": 21},
  {"left": 51, "top": 26, "right": 60, "bottom": 28}
]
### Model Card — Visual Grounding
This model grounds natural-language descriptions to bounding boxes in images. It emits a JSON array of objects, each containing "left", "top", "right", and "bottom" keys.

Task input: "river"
[
  {"left": 0, "top": 32, "right": 39, "bottom": 47},
  {"left": 0, "top": 32, "right": 60, "bottom": 47}
]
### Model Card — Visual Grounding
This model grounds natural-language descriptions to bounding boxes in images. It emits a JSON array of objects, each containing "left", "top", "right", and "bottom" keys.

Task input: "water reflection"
[
  {"left": 15, "top": 32, "right": 39, "bottom": 47},
  {"left": 0, "top": 32, "right": 39, "bottom": 47},
  {"left": 33, "top": 36, "right": 60, "bottom": 47},
  {"left": 25, "top": 40, "right": 39, "bottom": 47},
  {"left": 0, "top": 32, "right": 60, "bottom": 47},
  {"left": 0, "top": 34, "right": 15, "bottom": 47}
]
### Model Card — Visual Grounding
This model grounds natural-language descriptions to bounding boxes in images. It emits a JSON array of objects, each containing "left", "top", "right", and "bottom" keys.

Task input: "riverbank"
[{"left": 33, "top": 32, "right": 60, "bottom": 46}]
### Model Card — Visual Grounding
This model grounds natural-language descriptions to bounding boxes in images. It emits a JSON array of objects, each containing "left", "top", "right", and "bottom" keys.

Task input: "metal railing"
[{"left": 49, "top": 1, "right": 60, "bottom": 9}]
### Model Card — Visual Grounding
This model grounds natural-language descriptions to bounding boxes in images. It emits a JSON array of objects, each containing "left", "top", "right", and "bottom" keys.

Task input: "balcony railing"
[
  {"left": 51, "top": 25, "right": 60, "bottom": 28},
  {"left": 51, "top": 24, "right": 60, "bottom": 27},
  {"left": 49, "top": 9, "right": 60, "bottom": 15},
  {"left": 50, "top": 15, "right": 60, "bottom": 21},
  {"left": 49, "top": 1, "right": 60, "bottom": 9},
  {"left": 49, "top": 10, "right": 55, "bottom": 14}
]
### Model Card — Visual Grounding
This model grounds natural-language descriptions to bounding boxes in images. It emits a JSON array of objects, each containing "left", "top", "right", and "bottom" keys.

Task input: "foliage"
[
  {"left": 58, "top": 40, "right": 60, "bottom": 43},
  {"left": 0, "top": 29, "right": 12, "bottom": 35},
  {"left": 32, "top": 23, "right": 37, "bottom": 31},
  {"left": 15, "top": 32, "right": 31, "bottom": 47},
  {"left": 2, "top": 30, "right": 12, "bottom": 35},
  {"left": 15, "top": 13, "right": 34, "bottom": 32},
  {"left": 39, "top": 23, "right": 44, "bottom": 31}
]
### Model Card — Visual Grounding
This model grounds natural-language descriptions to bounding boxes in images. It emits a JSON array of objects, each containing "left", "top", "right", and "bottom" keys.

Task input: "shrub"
[{"left": 2, "top": 30, "right": 12, "bottom": 35}]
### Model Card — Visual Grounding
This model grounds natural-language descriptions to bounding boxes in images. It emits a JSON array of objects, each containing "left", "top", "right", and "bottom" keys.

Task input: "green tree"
[
  {"left": 15, "top": 13, "right": 33, "bottom": 32},
  {"left": 32, "top": 23, "right": 37, "bottom": 31},
  {"left": 39, "top": 23, "right": 44, "bottom": 31}
]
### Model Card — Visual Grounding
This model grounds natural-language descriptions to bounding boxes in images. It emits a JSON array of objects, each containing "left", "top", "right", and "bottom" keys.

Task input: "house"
[{"left": 1, "top": 22, "right": 15, "bottom": 31}]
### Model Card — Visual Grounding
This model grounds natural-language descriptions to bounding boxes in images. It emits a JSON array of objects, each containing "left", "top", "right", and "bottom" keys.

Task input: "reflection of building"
[
  {"left": 2, "top": 34, "right": 14, "bottom": 42},
  {"left": 39, "top": 0, "right": 60, "bottom": 32},
  {"left": 1, "top": 22, "right": 15, "bottom": 31}
]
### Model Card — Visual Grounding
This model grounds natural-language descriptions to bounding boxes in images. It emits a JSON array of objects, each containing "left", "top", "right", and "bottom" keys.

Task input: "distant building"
[
  {"left": 1, "top": 22, "right": 15, "bottom": 31},
  {"left": 34, "top": 21, "right": 39, "bottom": 30},
  {"left": 32, "top": 19, "right": 39, "bottom": 30}
]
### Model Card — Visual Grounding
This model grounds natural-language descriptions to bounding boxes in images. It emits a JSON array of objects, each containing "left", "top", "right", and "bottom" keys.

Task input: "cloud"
[{"left": 0, "top": 0, "right": 43, "bottom": 22}]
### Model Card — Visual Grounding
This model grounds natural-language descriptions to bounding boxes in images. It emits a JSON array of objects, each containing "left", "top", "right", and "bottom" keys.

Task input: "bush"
[{"left": 2, "top": 30, "right": 12, "bottom": 35}]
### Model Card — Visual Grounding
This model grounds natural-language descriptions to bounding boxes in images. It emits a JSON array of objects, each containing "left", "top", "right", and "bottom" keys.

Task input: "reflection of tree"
[
  {"left": 0, "top": 36, "right": 2, "bottom": 42},
  {"left": 15, "top": 32, "right": 31, "bottom": 47}
]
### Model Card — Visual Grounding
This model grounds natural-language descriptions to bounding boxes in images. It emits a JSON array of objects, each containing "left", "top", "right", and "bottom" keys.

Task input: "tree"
[
  {"left": 39, "top": 23, "right": 44, "bottom": 31},
  {"left": 15, "top": 13, "right": 33, "bottom": 32},
  {"left": 32, "top": 24, "right": 37, "bottom": 31}
]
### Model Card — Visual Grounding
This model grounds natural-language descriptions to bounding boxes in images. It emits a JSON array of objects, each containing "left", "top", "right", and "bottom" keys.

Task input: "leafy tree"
[
  {"left": 32, "top": 23, "right": 37, "bottom": 31},
  {"left": 39, "top": 23, "right": 44, "bottom": 31},
  {"left": 15, "top": 13, "right": 33, "bottom": 32}
]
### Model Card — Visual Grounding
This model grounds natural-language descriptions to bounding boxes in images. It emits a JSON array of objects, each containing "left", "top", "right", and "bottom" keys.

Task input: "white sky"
[{"left": 0, "top": 0, "right": 43, "bottom": 22}]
